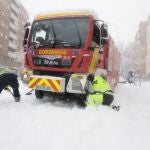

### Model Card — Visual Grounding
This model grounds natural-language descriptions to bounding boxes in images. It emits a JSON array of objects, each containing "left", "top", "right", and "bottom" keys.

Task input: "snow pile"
[{"left": 0, "top": 81, "right": 150, "bottom": 150}]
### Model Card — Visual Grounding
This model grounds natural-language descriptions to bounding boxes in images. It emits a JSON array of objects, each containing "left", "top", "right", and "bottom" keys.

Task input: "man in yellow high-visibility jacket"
[{"left": 86, "top": 74, "right": 114, "bottom": 107}]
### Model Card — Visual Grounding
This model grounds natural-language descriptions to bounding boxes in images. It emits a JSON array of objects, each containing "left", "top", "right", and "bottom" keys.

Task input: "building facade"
[
  {"left": 134, "top": 22, "right": 148, "bottom": 75},
  {"left": 125, "top": 15, "right": 150, "bottom": 77},
  {"left": 120, "top": 14, "right": 150, "bottom": 78},
  {"left": 0, "top": 0, "right": 28, "bottom": 67},
  {"left": 146, "top": 16, "right": 150, "bottom": 75}
]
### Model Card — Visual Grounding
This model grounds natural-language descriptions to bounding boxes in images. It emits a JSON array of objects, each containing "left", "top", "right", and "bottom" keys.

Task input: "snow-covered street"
[{"left": 0, "top": 81, "right": 150, "bottom": 150}]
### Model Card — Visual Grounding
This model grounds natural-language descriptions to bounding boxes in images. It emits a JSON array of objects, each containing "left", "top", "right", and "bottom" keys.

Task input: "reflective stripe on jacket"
[{"left": 0, "top": 68, "right": 16, "bottom": 76}]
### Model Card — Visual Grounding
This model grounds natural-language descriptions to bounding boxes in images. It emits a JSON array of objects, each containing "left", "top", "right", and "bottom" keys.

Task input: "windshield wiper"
[
  {"left": 62, "top": 43, "right": 78, "bottom": 48},
  {"left": 53, "top": 40, "right": 78, "bottom": 48}
]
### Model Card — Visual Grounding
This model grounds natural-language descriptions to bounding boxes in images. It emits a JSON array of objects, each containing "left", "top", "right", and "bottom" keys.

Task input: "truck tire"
[{"left": 35, "top": 90, "right": 44, "bottom": 99}]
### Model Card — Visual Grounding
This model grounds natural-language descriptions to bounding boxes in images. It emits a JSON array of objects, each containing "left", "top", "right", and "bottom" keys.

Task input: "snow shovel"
[{"left": 25, "top": 89, "right": 34, "bottom": 95}]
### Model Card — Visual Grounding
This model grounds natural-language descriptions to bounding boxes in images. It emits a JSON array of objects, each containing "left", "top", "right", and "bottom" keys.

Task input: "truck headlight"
[
  {"left": 66, "top": 74, "right": 87, "bottom": 94},
  {"left": 72, "top": 78, "right": 82, "bottom": 91}
]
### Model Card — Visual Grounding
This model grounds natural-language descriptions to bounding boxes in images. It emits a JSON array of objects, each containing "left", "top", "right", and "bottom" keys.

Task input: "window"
[
  {"left": 9, "top": 37, "right": 17, "bottom": 44},
  {"left": 8, "top": 47, "right": 16, "bottom": 52},
  {"left": 10, "top": 18, "right": 15, "bottom": 24},
  {"left": 9, "top": 27, "right": 17, "bottom": 34},
  {"left": 1, "top": 22, "right": 4, "bottom": 27},
  {"left": 29, "top": 17, "right": 89, "bottom": 48},
  {"left": 0, "top": 33, "right": 4, "bottom": 37},
  {"left": 9, "top": 37, "right": 13, "bottom": 41},
  {"left": 108, "top": 45, "right": 114, "bottom": 72},
  {"left": 92, "top": 24, "right": 100, "bottom": 46},
  {"left": 12, "top": 0, "right": 19, "bottom": 8},
  {"left": 11, "top": 8, "right": 18, "bottom": 17}
]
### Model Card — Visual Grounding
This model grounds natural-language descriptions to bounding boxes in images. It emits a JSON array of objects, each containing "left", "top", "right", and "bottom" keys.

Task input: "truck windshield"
[{"left": 29, "top": 17, "right": 89, "bottom": 49}]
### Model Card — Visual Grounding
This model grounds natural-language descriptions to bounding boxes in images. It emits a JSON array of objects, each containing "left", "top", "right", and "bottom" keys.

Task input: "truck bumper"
[{"left": 28, "top": 75, "right": 66, "bottom": 93}]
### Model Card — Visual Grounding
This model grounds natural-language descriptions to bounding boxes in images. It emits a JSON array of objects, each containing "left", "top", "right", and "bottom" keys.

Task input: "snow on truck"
[{"left": 23, "top": 11, "right": 120, "bottom": 102}]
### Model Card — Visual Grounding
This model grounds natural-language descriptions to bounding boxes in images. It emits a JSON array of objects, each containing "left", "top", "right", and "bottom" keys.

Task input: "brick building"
[{"left": 0, "top": 0, "right": 28, "bottom": 67}]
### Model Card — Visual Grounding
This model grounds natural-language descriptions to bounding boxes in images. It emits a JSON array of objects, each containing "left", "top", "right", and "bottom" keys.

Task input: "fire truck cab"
[{"left": 23, "top": 11, "right": 116, "bottom": 100}]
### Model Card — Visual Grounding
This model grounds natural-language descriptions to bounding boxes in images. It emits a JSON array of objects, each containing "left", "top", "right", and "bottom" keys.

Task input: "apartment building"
[
  {"left": 121, "top": 15, "right": 150, "bottom": 78},
  {"left": 0, "top": 0, "right": 28, "bottom": 67},
  {"left": 128, "top": 14, "right": 150, "bottom": 77},
  {"left": 135, "top": 22, "right": 148, "bottom": 75}
]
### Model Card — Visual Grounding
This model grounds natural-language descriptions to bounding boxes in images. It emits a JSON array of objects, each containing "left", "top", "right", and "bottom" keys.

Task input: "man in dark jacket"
[{"left": 0, "top": 68, "right": 20, "bottom": 102}]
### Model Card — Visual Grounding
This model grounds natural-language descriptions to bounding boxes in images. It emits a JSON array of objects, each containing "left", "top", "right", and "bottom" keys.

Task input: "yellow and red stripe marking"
[
  {"left": 88, "top": 48, "right": 99, "bottom": 73},
  {"left": 29, "top": 77, "right": 61, "bottom": 92}
]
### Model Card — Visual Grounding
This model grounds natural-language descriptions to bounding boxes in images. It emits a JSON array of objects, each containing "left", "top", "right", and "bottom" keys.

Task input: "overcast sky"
[{"left": 20, "top": 0, "right": 150, "bottom": 45}]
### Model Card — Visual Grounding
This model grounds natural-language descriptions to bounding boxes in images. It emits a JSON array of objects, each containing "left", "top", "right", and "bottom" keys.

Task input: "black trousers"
[{"left": 0, "top": 73, "right": 20, "bottom": 97}]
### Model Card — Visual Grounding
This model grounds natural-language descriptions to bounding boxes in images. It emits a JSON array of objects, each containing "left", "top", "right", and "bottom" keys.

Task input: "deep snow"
[{"left": 0, "top": 81, "right": 150, "bottom": 150}]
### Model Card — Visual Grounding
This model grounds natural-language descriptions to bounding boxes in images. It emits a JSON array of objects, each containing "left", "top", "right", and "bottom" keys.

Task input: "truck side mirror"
[
  {"left": 93, "top": 20, "right": 109, "bottom": 52},
  {"left": 100, "top": 24, "right": 109, "bottom": 45}
]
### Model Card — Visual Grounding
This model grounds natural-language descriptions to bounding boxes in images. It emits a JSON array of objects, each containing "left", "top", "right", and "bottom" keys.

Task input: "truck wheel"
[
  {"left": 35, "top": 90, "right": 44, "bottom": 99},
  {"left": 77, "top": 100, "right": 86, "bottom": 108}
]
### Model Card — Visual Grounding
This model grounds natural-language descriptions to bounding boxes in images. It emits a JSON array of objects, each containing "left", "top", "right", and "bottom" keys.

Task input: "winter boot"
[{"left": 14, "top": 96, "right": 20, "bottom": 102}]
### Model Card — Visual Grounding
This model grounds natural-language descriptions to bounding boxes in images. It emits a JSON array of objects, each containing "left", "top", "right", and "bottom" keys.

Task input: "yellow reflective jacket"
[{"left": 86, "top": 75, "right": 112, "bottom": 107}]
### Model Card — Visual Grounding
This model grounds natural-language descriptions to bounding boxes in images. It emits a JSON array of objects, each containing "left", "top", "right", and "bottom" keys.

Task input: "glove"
[
  {"left": 87, "top": 74, "right": 94, "bottom": 82},
  {"left": 84, "top": 81, "right": 90, "bottom": 94}
]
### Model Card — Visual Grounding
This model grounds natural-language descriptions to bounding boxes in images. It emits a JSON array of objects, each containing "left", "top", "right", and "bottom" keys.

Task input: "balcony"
[
  {"left": 12, "top": 0, "right": 20, "bottom": 7},
  {"left": 11, "top": 3, "right": 19, "bottom": 16},
  {"left": 9, "top": 31, "right": 17, "bottom": 40},
  {"left": 8, "top": 51, "right": 17, "bottom": 59},
  {"left": 8, "top": 51, "right": 23, "bottom": 62},
  {"left": 9, "top": 22, "right": 18, "bottom": 33},
  {"left": 8, "top": 41, "right": 17, "bottom": 50},
  {"left": 10, "top": 13, "right": 18, "bottom": 23}
]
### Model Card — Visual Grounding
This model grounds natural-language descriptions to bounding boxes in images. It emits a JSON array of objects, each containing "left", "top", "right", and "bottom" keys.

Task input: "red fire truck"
[{"left": 23, "top": 11, "right": 120, "bottom": 102}]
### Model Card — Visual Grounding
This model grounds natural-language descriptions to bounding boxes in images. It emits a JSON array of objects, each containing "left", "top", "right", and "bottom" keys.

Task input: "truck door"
[{"left": 88, "top": 23, "right": 100, "bottom": 73}]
